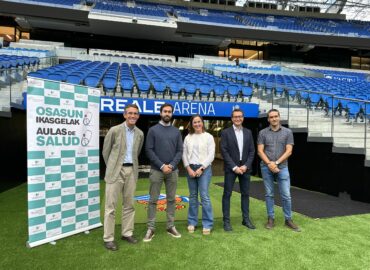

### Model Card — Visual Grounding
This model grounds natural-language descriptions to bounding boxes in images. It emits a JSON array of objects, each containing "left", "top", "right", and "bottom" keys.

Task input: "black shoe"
[
  {"left": 223, "top": 222, "right": 233, "bottom": 232},
  {"left": 242, "top": 219, "right": 256, "bottom": 230},
  {"left": 104, "top": 241, "right": 118, "bottom": 251},
  {"left": 121, "top": 235, "right": 138, "bottom": 244}
]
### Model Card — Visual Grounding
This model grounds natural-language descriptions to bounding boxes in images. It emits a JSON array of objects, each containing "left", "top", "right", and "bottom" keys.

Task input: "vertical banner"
[{"left": 26, "top": 78, "right": 102, "bottom": 248}]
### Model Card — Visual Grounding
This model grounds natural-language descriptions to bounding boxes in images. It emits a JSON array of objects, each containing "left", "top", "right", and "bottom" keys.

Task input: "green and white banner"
[{"left": 26, "top": 78, "right": 102, "bottom": 248}]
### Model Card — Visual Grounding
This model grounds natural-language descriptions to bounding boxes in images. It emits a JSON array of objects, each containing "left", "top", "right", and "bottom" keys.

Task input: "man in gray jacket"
[
  {"left": 143, "top": 103, "right": 183, "bottom": 242},
  {"left": 102, "top": 104, "right": 144, "bottom": 251}
]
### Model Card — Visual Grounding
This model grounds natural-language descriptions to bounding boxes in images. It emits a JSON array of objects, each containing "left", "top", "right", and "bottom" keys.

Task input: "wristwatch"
[{"left": 275, "top": 161, "right": 280, "bottom": 165}]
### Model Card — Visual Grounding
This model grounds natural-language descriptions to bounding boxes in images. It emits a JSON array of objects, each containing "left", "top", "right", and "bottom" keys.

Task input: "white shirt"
[
  {"left": 182, "top": 132, "right": 215, "bottom": 169},
  {"left": 233, "top": 124, "right": 243, "bottom": 161}
]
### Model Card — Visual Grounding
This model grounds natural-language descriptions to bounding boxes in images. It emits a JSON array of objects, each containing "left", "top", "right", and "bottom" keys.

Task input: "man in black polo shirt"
[{"left": 257, "top": 109, "right": 300, "bottom": 232}]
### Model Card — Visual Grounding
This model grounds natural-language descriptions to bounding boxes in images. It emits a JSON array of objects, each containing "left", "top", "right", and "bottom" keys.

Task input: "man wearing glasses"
[
  {"left": 220, "top": 108, "right": 255, "bottom": 231},
  {"left": 102, "top": 104, "right": 144, "bottom": 251}
]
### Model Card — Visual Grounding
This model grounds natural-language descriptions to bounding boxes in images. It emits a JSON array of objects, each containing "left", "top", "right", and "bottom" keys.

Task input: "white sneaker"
[
  {"left": 143, "top": 229, "right": 155, "bottom": 242},
  {"left": 187, "top": 225, "right": 195, "bottom": 233},
  {"left": 202, "top": 228, "right": 211, "bottom": 235}
]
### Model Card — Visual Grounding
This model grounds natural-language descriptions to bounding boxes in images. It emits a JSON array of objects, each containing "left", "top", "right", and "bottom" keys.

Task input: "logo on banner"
[{"left": 35, "top": 107, "right": 84, "bottom": 147}]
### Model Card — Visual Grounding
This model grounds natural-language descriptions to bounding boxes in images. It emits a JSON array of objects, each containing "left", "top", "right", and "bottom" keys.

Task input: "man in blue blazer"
[{"left": 220, "top": 108, "right": 255, "bottom": 231}]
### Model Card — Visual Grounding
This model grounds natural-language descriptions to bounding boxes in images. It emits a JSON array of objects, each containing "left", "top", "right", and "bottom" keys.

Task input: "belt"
[{"left": 122, "top": 163, "right": 133, "bottom": 167}]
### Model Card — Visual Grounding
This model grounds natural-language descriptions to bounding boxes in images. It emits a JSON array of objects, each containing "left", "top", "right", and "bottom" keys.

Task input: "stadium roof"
[{"left": 236, "top": 0, "right": 370, "bottom": 21}]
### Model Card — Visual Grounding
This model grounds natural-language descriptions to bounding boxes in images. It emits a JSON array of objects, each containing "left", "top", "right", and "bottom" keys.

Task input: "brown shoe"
[
  {"left": 121, "top": 235, "right": 138, "bottom": 244},
  {"left": 265, "top": 217, "right": 275, "bottom": 230},
  {"left": 285, "top": 220, "right": 301, "bottom": 232},
  {"left": 104, "top": 241, "right": 118, "bottom": 251}
]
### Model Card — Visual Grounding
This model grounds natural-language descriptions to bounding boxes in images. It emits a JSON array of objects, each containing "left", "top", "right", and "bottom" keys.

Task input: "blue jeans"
[
  {"left": 187, "top": 165, "right": 213, "bottom": 229},
  {"left": 261, "top": 164, "right": 292, "bottom": 220},
  {"left": 222, "top": 170, "right": 251, "bottom": 223}
]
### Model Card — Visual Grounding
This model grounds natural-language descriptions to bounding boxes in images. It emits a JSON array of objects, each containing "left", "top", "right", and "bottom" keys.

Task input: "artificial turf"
[{"left": 1, "top": 176, "right": 370, "bottom": 269}]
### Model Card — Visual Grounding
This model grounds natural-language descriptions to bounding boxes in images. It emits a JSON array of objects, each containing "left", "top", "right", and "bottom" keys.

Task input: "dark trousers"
[{"left": 222, "top": 170, "right": 251, "bottom": 223}]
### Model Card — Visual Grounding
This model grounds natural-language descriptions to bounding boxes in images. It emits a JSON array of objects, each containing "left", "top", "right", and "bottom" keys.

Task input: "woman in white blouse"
[{"left": 182, "top": 114, "right": 215, "bottom": 235}]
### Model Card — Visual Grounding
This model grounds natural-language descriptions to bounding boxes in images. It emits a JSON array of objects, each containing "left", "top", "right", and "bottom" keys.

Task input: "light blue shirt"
[{"left": 123, "top": 122, "right": 135, "bottom": 164}]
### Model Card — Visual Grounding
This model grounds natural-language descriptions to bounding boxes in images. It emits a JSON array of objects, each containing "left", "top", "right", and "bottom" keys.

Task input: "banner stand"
[
  {"left": 26, "top": 223, "right": 102, "bottom": 248},
  {"left": 26, "top": 77, "right": 102, "bottom": 248}
]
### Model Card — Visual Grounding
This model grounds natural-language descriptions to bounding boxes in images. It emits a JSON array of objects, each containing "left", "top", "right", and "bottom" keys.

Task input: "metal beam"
[{"left": 326, "top": 0, "right": 347, "bottom": 14}]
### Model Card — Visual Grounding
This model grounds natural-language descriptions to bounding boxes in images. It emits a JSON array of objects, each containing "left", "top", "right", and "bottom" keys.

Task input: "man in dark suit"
[{"left": 220, "top": 108, "right": 255, "bottom": 231}]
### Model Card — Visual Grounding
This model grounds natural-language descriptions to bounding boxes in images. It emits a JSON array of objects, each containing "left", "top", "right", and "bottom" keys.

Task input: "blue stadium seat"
[
  {"left": 152, "top": 80, "right": 166, "bottom": 94},
  {"left": 308, "top": 93, "right": 321, "bottom": 109},
  {"left": 184, "top": 83, "right": 196, "bottom": 96},
  {"left": 136, "top": 79, "right": 151, "bottom": 93},
  {"left": 346, "top": 102, "right": 362, "bottom": 122},
  {"left": 103, "top": 77, "right": 117, "bottom": 92},
  {"left": 120, "top": 77, "right": 134, "bottom": 92},
  {"left": 85, "top": 75, "right": 101, "bottom": 88},
  {"left": 242, "top": 86, "right": 253, "bottom": 102},
  {"left": 213, "top": 84, "right": 226, "bottom": 98},
  {"left": 227, "top": 84, "right": 240, "bottom": 101},
  {"left": 169, "top": 81, "right": 182, "bottom": 96},
  {"left": 199, "top": 83, "right": 211, "bottom": 98}
]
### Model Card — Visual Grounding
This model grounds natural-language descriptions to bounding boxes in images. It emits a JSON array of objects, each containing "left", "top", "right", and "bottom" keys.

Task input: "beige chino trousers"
[{"left": 103, "top": 166, "right": 137, "bottom": 242}]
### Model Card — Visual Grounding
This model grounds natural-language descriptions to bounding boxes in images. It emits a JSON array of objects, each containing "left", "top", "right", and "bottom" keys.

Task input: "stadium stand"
[
  {"left": 26, "top": 59, "right": 256, "bottom": 101},
  {"left": 92, "top": 1, "right": 169, "bottom": 20},
  {"left": 8, "top": 0, "right": 370, "bottom": 38},
  {"left": 89, "top": 49, "right": 175, "bottom": 63},
  {"left": 0, "top": 46, "right": 56, "bottom": 112},
  {"left": 11, "top": 0, "right": 80, "bottom": 8}
]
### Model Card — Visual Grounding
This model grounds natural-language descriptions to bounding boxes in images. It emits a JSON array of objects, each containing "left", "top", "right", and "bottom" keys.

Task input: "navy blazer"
[{"left": 220, "top": 126, "right": 255, "bottom": 172}]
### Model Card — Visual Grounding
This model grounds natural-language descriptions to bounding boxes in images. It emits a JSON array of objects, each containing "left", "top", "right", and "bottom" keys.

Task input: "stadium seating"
[
  {"left": 0, "top": 55, "right": 39, "bottom": 69},
  {"left": 26, "top": 60, "right": 258, "bottom": 102},
  {"left": 222, "top": 68, "right": 370, "bottom": 125},
  {"left": 176, "top": 10, "right": 243, "bottom": 26},
  {"left": 20, "top": 0, "right": 80, "bottom": 7},
  {"left": 0, "top": 47, "right": 52, "bottom": 58},
  {"left": 239, "top": 14, "right": 370, "bottom": 37},
  {"left": 92, "top": 1, "right": 169, "bottom": 20}
]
